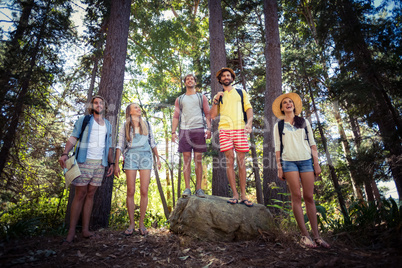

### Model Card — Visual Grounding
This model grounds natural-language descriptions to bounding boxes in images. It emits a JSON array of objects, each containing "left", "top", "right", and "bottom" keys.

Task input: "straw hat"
[
  {"left": 272, "top": 92, "right": 303, "bottom": 119},
  {"left": 216, "top": 67, "right": 236, "bottom": 80},
  {"left": 64, "top": 156, "right": 81, "bottom": 189}
]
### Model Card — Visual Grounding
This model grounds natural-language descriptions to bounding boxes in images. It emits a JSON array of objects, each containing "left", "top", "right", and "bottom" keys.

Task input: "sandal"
[
  {"left": 227, "top": 198, "right": 238, "bottom": 205},
  {"left": 300, "top": 236, "right": 317, "bottom": 248},
  {"left": 123, "top": 228, "right": 134, "bottom": 236},
  {"left": 240, "top": 199, "right": 254, "bottom": 207},
  {"left": 139, "top": 227, "right": 148, "bottom": 236},
  {"left": 314, "top": 237, "right": 331, "bottom": 248}
]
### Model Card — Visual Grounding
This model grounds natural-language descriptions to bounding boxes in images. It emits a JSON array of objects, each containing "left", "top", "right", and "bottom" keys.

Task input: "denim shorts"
[
  {"left": 281, "top": 158, "right": 314, "bottom": 173},
  {"left": 124, "top": 149, "right": 153, "bottom": 170}
]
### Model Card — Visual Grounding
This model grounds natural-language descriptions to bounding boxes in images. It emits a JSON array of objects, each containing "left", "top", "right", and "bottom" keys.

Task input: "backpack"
[
  {"left": 74, "top": 115, "right": 92, "bottom": 159},
  {"left": 178, "top": 92, "right": 206, "bottom": 130},
  {"left": 218, "top": 88, "right": 247, "bottom": 123},
  {"left": 278, "top": 119, "right": 309, "bottom": 159}
]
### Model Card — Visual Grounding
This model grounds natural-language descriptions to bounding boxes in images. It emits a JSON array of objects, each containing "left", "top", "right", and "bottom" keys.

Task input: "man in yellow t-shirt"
[{"left": 210, "top": 67, "right": 254, "bottom": 207}]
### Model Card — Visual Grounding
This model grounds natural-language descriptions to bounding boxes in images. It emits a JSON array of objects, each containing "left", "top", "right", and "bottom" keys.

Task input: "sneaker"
[
  {"left": 182, "top": 188, "right": 191, "bottom": 198},
  {"left": 195, "top": 189, "right": 206, "bottom": 198}
]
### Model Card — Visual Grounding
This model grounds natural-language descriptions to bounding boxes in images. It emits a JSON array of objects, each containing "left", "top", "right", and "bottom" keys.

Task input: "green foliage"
[
  {"left": 316, "top": 198, "right": 402, "bottom": 234},
  {"left": 0, "top": 195, "right": 67, "bottom": 240}
]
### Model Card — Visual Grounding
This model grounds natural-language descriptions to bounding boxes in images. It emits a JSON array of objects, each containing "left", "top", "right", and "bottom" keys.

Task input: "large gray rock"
[{"left": 169, "top": 195, "right": 275, "bottom": 241}]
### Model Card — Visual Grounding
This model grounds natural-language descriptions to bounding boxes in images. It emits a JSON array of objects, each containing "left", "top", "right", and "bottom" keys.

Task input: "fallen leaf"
[
  {"left": 182, "top": 248, "right": 190, "bottom": 254},
  {"left": 179, "top": 256, "right": 189, "bottom": 261}
]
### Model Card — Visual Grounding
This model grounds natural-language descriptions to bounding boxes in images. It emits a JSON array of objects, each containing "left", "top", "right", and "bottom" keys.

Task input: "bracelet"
[
  {"left": 61, "top": 153, "right": 68, "bottom": 156},
  {"left": 109, "top": 162, "right": 115, "bottom": 165},
  {"left": 171, "top": 132, "right": 176, "bottom": 134},
  {"left": 207, "top": 128, "right": 211, "bottom": 131},
  {"left": 213, "top": 100, "right": 218, "bottom": 105}
]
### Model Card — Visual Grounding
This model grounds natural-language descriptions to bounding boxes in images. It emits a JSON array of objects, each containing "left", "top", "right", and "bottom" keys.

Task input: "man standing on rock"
[
  {"left": 210, "top": 67, "right": 254, "bottom": 207},
  {"left": 59, "top": 95, "right": 114, "bottom": 243},
  {"left": 172, "top": 74, "right": 212, "bottom": 198}
]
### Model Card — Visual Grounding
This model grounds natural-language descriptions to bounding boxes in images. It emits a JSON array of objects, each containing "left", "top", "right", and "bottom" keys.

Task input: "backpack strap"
[
  {"left": 278, "top": 118, "right": 310, "bottom": 160},
  {"left": 235, "top": 89, "right": 247, "bottom": 124},
  {"left": 178, "top": 93, "right": 206, "bottom": 129},
  {"left": 196, "top": 92, "right": 206, "bottom": 128},
  {"left": 74, "top": 114, "right": 91, "bottom": 159},
  {"left": 178, "top": 93, "right": 186, "bottom": 130},
  {"left": 146, "top": 120, "right": 152, "bottom": 146},
  {"left": 217, "top": 89, "right": 247, "bottom": 124},
  {"left": 278, "top": 119, "right": 285, "bottom": 159}
]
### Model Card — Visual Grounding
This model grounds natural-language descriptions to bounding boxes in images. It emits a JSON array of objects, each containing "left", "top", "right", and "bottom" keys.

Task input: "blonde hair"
[{"left": 124, "top": 103, "right": 148, "bottom": 143}]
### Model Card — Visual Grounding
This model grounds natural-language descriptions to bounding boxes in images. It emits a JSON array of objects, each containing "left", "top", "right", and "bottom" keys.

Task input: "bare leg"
[
  {"left": 66, "top": 185, "right": 88, "bottom": 242},
  {"left": 236, "top": 151, "right": 246, "bottom": 200},
  {"left": 138, "top": 169, "right": 151, "bottom": 231},
  {"left": 224, "top": 149, "right": 239, "bottom": 200},
  {"left": 300, "top": 172, "right": 319, "bottom": 239},
  {"left": 285, "top": 171, "right": 310, "bottom": 237},
  {"left": 194, "top": 152, "right": 203, "bottom": 190},
  {"left": 81, "top": 184, "right": 99, "bottom": 238},
  {"left": 182, "top": 152, "right": 192, "bottom": 189},
  {"left": 125, "top": 170, "right": 137, "bottom": 231}
]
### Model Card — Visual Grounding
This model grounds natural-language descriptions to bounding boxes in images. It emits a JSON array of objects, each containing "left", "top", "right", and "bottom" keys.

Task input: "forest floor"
[{"left": 0, "top": 227, "right": 401, "bottom": 268}]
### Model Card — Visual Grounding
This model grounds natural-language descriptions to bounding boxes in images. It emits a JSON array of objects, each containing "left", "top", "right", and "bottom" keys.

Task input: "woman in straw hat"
[
  {"left": 114, "top": 103, "right": 161, "bottom": 236},
  {"left": 272, "top": 93, "right": 330, "bottom": 249}
]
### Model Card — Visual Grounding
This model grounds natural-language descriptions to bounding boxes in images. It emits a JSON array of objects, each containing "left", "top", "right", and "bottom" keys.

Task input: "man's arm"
[
  {"left": 245, "top": 108, "right": 253, "bottom": 134},
  {"left": 171, "top": 98, "right": 180, "bottom": 142},
  {"left": 210, "top": 92, "right": 224, "bottom": 120},
  {"left": 202, "top": 95, "right": 212, "bottom": 139},
  {"left": 58, "top": 136, "right": 78, "bottom": 169}
]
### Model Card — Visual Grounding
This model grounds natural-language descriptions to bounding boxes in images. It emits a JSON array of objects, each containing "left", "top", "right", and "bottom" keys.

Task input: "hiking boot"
[
  {"left": 182, "top": 188, "right": 191, "bottom": 198},
  {"left": 195, "top": 189, "right": 206, "bottom": 198}
]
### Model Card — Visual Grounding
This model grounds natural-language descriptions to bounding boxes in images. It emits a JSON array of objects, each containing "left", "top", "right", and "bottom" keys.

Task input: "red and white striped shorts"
[{"left": 219, "top": 129, "right": 249, "bottom": 152}]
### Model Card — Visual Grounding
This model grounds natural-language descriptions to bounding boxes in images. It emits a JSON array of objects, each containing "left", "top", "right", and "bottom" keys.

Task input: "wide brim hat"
[
  {"left": 272, "top": 92, "right": 303, "bottom": 119},
  {"left": 64, "top": 156, "right": 81, "bottom": 189},
  {"left": 216, "top": 67, "right": 236, "bottom": 80}
]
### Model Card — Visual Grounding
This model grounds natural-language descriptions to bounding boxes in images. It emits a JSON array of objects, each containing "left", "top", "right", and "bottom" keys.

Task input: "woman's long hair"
[
  {"left": 280, "top": 100, "right": 306, "bottom": 129},
  {"left": 124, "top": 103, "right": 148, "bottom": 142}
]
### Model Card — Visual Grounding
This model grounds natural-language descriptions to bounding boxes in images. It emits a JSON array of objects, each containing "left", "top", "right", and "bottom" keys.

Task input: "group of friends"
[{"left": 58, "top": 67, "right": 330, "bottom": 249}]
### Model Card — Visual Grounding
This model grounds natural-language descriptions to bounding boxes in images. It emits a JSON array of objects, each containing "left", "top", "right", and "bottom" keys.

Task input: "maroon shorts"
[{"left": 178, "top": 128, "right": 207, "bottom": 153}]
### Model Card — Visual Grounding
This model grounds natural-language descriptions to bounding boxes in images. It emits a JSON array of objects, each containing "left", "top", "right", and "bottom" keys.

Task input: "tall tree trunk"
[
  {"left": 338, "top": 0, "right": 402, "bottom": 199},
  {"left": 263, "top": 0, "right": 288, "bottom": 206},
  {"left": 208, "top": 0, "right": 229, "bottom": 197},
  {"left": 306, "top": 77, "right": 349, "bottom": 219},
  {"left": 299, "top": 0, "right": 364, "bottom": 201},
  {"left": 237, "top": 43, "right": 263, "bottom": 204},
  {"left": 333, "top": 101, "right": 364, "bottom": 200},
  {"left": 0, "top": 0, "right": 34, "bottom": 106},
  {"left": 82, "top": 0, "right": 131, "bottom": 229},
  {"left": 0, "top": 1, "right": 47, "bottom": 178}
]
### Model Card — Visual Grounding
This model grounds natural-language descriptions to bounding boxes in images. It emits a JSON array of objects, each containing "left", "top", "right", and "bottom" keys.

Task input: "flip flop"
[
  {"left": 227, "top": 198, "right": 238, "bottom": 205},
  {"left": 240, "top": 199, "right": 254, "bottom": 207},
  {"left": 139, "top": 227, "right": 148, "bottom": 236},
  {"left": 123, "top": 228, "right": 134, "bottom": 236},
  {"left": 83, "top": 233, "right": 99, "bottom": 239}
]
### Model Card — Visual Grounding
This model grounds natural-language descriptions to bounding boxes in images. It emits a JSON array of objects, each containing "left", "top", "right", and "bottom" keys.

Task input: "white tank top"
[{"left": 86, "top": 120, "right": 106, "bottom": 160}]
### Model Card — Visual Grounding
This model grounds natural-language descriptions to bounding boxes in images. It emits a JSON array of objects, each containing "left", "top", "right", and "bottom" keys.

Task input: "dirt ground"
[{"left": 0, "top": 227, "right": 401, "bottom": 268}]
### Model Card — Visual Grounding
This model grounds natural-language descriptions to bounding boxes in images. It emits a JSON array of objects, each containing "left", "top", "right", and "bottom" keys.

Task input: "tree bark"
[
  {"left": 263, "top": 0, "right": 288, "bottom": 206},
  {"left": 208, "top": 0, "right": 229, "bottom": 197},
  {"left": 82, "top": 0, "right": 131, "bottom": 228}
]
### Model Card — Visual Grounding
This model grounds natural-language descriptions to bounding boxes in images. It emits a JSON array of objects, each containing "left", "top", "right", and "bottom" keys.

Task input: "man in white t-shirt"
[
  {"left": 171, "top": 74, "right": 211, "bottom": 198},
  {"left": 58, "top": 95, "right": 114, "bottom": 244}
]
